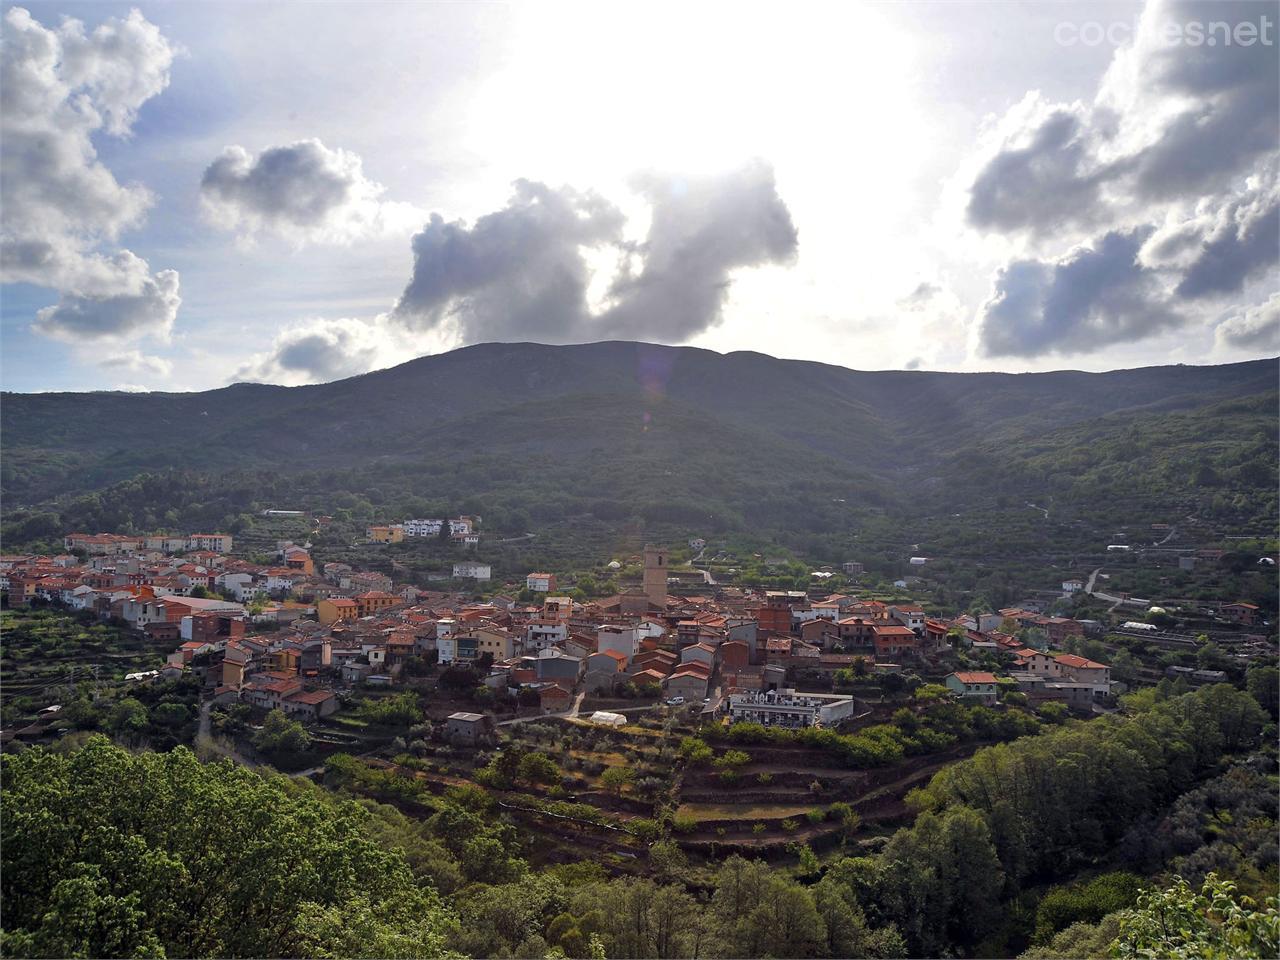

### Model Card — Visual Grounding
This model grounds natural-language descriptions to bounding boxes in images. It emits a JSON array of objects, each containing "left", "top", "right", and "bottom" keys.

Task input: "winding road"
[
  {"left": 497, "top": 691, "right": 586, "bottom": 727},
  {"left": 1084, "top": 566, "right": 1125, "bottom": 608}
]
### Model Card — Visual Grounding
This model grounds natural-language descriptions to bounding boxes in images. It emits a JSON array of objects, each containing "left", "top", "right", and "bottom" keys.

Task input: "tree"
[
  {"left": 1109, "top": 649, "right": 1141, "bottom": 685},
  {"left": 516, "top": 751, "right": 559, "bottom": 786},
  {"left": 600, "top": 765, "right": 634, "bottom": 795},
  {"left": 646, "top": 839, "right": 688, "bottom": 883},
  {"left": 106, "top": 698, "right": 149, "bottom": 737},
  {"left": 1245, "top": 665, "right": 1278, "bottom": 719},
  {"left": 678, "top": 736, "right": 713, "bottom": 764},
  {"left": 878, "top": 805, "right": 1006, "bottom": 956},
  {"left": 749, "top": 874, "right": 828, "bottom": 958},
  {"left": 878, "top": 672, "right": 906, "bottom": 699},
  {"left": 1033, "top": 872, "right": 1146, "bottom": 944},
  {"left": 813, "top": 875, "right": 904, "bottom": 959},
  {"left": 357, "top": 692, "right": 423, "bottom": 726},
  {"left": 1, "top": 738, "right": 456, "bottom": 957},
  {"left": 1111, "top": 873, "right": 1279, "bottom": 959},
  {"left": 253, "top": 709, "right": 312, "bottom": 755},
  {"left": 1196, "top": 641, "right": 1227, "bottom": 672},
  {"left": 828, "top": 801, "right": 862, "bottom": 846},
  {"left": 151, "top": 702, "right": 191, "bottom": 729}
]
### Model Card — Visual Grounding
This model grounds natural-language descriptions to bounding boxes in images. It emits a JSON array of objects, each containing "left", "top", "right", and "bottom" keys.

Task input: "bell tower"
[{"left": 642, "top": 543, "right": 667, "bottom": 608}]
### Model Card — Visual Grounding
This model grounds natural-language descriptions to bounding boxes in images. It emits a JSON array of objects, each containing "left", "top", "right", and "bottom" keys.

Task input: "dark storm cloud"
[
  {"left": 392, "top": 161, "right": 797, "bottom": 345},
  {"left": 392, "top": 179, "right": 624, "bottom": 342},
  {"left": 978, "top": 228, "right": 1182, "bottom": 357},
  {"left": 966, "top": 110, "right": 1114, "bottom": 236}
]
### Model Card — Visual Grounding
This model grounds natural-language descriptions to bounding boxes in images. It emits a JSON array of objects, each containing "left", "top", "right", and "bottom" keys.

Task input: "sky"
[{"left": 1, "top": 0, "right": 1277, "bottom": 392}]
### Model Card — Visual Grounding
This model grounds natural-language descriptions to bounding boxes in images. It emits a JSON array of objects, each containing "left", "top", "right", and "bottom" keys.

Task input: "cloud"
[
  {"left": 33, "top": 270, "right": 181, "bottom": 342},
  {"left": 966, "top": 105, "right": 1116, "bottom": 237},
  {"left": 594, "top": 161, "right": 797, "bottom": 341},
  {"left": 978, "top": 227, "right": 1183, "bottom": 357},
  {"left": 233, "top": 316, "right": 396, "bottom": 385},
  {"left": 1215, "top": 293, "right": 1280, "bottom": 352},
  {"left": 956, "top": 0, "right": 1278, "bottom": 357},
  {"left": 392, "top": 179, "right": 624, "bottom": 341},
  {"left": 1117, "top": 0, "right": 1279, "bottom": 202},
  {"left": 0, "top": 6, "right": 179, "bottom": 339},
  {"left": 964, "top": 1, "right": 1279, "bottom": 245},
  {"left": 393, "top": 160, "right": 796, "bottom": 345},
  {"left": 1172, "top": 187, "right": 1279, "bottom": 300},
  {"left": 200, "top": 139, "right": 419, "bottom": 243},
  {"left": 898, "top": 281, "right": 941, "bottom": 311},
  {"left": 98, "top": 349, "right": 173, "bottom": 378}
]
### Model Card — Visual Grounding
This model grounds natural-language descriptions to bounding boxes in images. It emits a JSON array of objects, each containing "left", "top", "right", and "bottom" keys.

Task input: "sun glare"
[{"left": 469, "top": 1, "right": 916, "bottom": 185}]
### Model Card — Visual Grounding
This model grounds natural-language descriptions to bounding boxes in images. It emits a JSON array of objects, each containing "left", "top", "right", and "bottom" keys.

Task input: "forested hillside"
[
  {"left": 3, "top": 684, "right": 1274, "bottom": 958},
  {"left": 2, "top": 344, "right": 1276, "bottom": 577}
]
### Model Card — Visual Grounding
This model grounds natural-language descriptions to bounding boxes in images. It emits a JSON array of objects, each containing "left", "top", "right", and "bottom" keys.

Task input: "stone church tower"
[{"left": 642, "top": 543, "right": 667, "bottom": 609}]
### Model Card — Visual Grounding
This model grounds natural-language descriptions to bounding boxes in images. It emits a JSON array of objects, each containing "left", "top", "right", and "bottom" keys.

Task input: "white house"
[
  {"left": 636, "top": 617, "right": 667, "bottom": 640},
  {"left": 526, "top": 572, "right": 556, "bottom": 593},
  {"left": 67, "top": 584, "right": 98, "bottom": 610},
  {"left": 1054, "top": 654, "right": 1111, "bottom": 692},
  {"left": 264, "top": 571, "right": 297, "bottom": 593},
  {"left": 1062, "top": 579, "right": 1084, "bottom": 594},
  {"left": 216, "top": 572, "right": 263, "bottom": 603},
  {"left": 452, "top": 562, "right": 491, "bottom": 580},
  {"left": 889, "top": 604, "right": 926, "bottom": 633},
  {"left": 524, "top": 619, "right": 567, "bottom": 652},
  {"left": 403, "top": 518, "right": 474, "bottom": 537},
  {"left": 597, "top": 624, "right": 640, "bottom": 664},
  {"left": 726, "top": 688, "right": 856, "bottom": 728},
  {"left": 437, "top": 635, "right": 458, "bottom": 665}
]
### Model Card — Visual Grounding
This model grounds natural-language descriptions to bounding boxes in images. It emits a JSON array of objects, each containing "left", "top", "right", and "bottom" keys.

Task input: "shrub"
[
  {"left": 714, "top": 749, "right": 751, "bottom": 770},
  {"left": 628, "top": 818, "right": 661, "bottom": 842},
  {"left": 678, "top": 737, "right": 713, "bottom": 764}
]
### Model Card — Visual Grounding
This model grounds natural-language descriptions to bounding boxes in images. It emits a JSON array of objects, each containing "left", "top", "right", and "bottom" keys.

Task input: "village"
[
  {"left": 2, "top": 521, "right": 1270, "bottom": 732},
  {"left": 0, "top": 517, "right": 1275, "bottom": 872}
]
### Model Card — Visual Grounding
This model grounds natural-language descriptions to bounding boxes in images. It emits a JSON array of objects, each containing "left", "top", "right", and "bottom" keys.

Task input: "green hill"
[{"left": 2, "top": 342, "right": 1275, "bottom": 591}]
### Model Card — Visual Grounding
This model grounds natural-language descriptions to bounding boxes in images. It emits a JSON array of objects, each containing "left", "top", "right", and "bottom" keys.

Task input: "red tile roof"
[
  {"left": 287, "top": 689, "right": 335, "bottom": 705},
  {"left": 1054, "top": 654, "right": 1108, "bottom": 669}
]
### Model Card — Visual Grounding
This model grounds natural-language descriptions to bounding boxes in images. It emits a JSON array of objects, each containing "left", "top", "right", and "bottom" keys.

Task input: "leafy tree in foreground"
[
  {"left": 1, "top": 737, "right": 456, "bottom": 958},
  {"left": 1110, "top": 873, "right": 1280, "bottom": 959}
]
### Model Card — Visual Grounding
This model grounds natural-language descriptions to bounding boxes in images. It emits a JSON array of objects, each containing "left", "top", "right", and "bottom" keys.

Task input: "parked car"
[{"left": 666, "top": 696, "right": 685, "bottom": 705}]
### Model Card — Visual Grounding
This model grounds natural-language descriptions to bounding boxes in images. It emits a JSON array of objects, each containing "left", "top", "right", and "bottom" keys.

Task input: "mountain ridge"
[{"left": 2, "top": 342, "right": 1275, "bottom": 549}]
